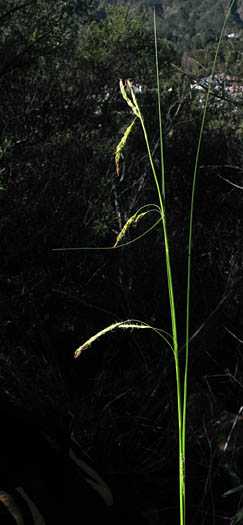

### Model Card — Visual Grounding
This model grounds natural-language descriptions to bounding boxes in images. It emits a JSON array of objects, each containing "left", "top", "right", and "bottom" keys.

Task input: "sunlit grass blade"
[
  {"left": 183, "top": 0, "right": 237, "bottom": 500},
  {"left": 53, "top": 214, "right": 162, "bottom": 252}
]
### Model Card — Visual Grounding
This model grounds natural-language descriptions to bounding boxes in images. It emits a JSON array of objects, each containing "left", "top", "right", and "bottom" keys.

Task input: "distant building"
[
  {"left": 190, "top": 73, "right": 243, "bottom": 104},
  {"left": 226, "top": 33, "right": 240, "bottom": 39}
]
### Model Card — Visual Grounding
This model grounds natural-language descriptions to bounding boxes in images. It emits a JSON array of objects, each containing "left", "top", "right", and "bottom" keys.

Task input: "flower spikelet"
[
  {"left": 115, "top": 118, "right": 136, "bottom": 176},
  {"left": 119, "top": 79, "right": 139, "bottom": 116},
  {"left": 75, "top": 321, "right": 149, "bottom": 358},
  {"left": 113, "top": 210, "right": 152, "bottom": 247}
]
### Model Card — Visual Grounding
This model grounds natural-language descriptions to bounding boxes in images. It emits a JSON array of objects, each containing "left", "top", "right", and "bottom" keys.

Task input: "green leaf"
[
  {"left": 223, "top": 484, "right": 243, "bottom": 497},
  {"left": 234, "top": 507, "right": 243, "bottom": 523}
]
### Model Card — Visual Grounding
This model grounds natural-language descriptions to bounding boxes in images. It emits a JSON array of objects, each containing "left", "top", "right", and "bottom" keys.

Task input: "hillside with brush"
[{"left": 100, "top": 0, "right": 243, "bottom": 47}]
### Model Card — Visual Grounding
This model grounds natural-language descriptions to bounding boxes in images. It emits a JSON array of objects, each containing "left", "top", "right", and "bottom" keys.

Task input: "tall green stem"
[
  {"left": 153, "top": 11, "right": 185, "bottom": 522},
  {"left": 139, "top": 80, "right": 184, "bottom": 525},
  {"left": 154, "top": 10, "right": 165, "bottom": 201}
]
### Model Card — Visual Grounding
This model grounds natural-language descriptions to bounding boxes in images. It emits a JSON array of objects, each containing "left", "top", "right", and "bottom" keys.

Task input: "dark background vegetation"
[{"left": 0, "top": 0, "right": 242, "bottom": 523}]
